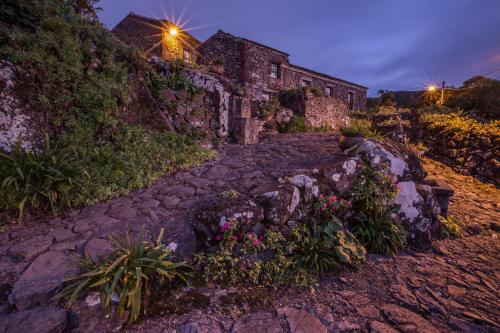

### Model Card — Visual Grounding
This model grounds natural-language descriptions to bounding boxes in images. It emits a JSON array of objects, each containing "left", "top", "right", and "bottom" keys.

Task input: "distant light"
[
  {"left": 427, "top": 85, "right": 436, "bottom": 91},
  {"left": 169, "top": 28, "right": 178, "bottom": 36}
]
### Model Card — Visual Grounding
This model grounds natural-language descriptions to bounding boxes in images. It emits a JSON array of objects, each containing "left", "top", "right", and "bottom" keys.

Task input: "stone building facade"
[
  {"left": 197, "top": 30, "right": 367, "bottom": 111},
  {"left": 112, "top": 12, "right": 200, "bottom": 62}
]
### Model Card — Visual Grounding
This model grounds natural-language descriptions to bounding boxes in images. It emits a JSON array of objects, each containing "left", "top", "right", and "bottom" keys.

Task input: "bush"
[
  {"left": 341, "top": 119, "right": 381, "bottom": 138},
  {"left": 57, "top": 228, "right": 189, "bottom": 323},
  {"left": 352, "top": 206, "right": 405, "bottom": 256},
  {"left": 420, "top": 112, "right": 500, "bottom": 140},
  {"left": 0, "top": 135, "right": 85, "bottom": 220},
  {"left": 278, "top": 116, "right": 310, "bottom": 133}
]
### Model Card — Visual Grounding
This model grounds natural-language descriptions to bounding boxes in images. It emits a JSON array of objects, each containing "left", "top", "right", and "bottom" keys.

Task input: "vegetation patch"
[
  {"left": 341, "top": 119, "right": 381, "bottom": 138},
  {"left": 420, "top": 112, "right": 500, "bottom": 140},
  {"left": 0, "top": 0, "right": 216, "bottom": 221}
]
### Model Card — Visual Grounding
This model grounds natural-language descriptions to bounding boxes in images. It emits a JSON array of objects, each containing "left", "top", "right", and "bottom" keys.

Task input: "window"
[
  {"left": 325, "top": 86, "right": 334, "bottom": 96},
  {"left": 262, "top": 92, "right": 270, "bottom": 101},
  {"left": 183, "top": 49, "right": 192, "bottom": 62},
  {"left": 270, "top": 63, "right": 281, "bottom": 79},
  {"left": 347, "top": 92, "right": 355, "bottom": 110},
  {"left": 301, "top": 78, "right": 311, "bottom": 87}
]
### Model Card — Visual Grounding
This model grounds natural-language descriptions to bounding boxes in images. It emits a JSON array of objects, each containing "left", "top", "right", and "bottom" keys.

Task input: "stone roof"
[
  {"left": 211, "top": 30, "right": 366, "bottom": 90},
  {"left": 288, "top": 64, "right": 368, "bottom": 90},
  {"left": 216, "top": 30, "right": 290, "bottom": 56}
]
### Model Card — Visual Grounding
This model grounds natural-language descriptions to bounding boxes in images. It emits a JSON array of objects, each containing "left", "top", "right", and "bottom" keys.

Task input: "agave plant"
[
  {"left": 57, "top": 228, "right": 189, "bottom": 323},
  {"left": 352, "top": 205, "right": 405, "bottom": 256}
]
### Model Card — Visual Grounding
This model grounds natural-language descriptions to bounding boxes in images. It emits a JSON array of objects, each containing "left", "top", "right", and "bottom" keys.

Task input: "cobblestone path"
[{"left": 0, "top": 135, "right": 498, "bottom": 332}]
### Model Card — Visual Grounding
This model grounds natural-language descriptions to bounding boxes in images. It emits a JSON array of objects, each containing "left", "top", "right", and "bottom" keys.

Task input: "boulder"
[
  {"left": 177, "top": 313, "right": 223, "bottom": 333},
  {"left": 9, "top": 251, "right": 79, "bottom": 310},
  {"left": 0, "top": 306, "right": 67, "bottom": 333},
  {"left": 193, "top": 196, "right": 264, "bottom": 247},
  {"left": 258, "top": 184, "right": 300, "bottom": 225},
  {"left": 232, "top": 312, "right": 285, "bottom": 333},
  {"left": 8, "top": 235, "right": 53, "bottom": 261},
  {"left": 277, "top": 307, "right": 327, "bottom": 333},
  {"left": 84, "top": 238, "right": 114, "bottom": 263}
]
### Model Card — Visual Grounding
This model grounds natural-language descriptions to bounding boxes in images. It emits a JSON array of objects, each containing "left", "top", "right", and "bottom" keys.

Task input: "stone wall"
[
  {"left": 196, "top": 30, "right": 245, "bottom": 82},
  {"left": 279, "top": 89, "right": 351, "bottom": 130},
  {"left": 0, "top": 61, "right": 39, "bottom": 152},
  {"left": 303, "top": 93, "right": 351, "bottom": 129},
  {"left": 282, "top": 65, "right": 367, "bottom": 112}
]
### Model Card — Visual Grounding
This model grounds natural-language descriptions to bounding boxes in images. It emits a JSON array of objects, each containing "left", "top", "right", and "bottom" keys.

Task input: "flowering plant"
[{"left": 316, "top": 193, "right": 351, "bottom": 213}]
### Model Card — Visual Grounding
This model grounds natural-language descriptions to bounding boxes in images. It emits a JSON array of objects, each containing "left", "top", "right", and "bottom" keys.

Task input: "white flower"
[{"left": 166, "top": 242, "right": 178, "bottom": 252}]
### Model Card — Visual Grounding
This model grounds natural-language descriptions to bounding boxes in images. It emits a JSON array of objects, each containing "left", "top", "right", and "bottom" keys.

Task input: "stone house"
[
  {"left": 112, "top": 14, "right": 367, "bottom": 131},
  {"left": 197, "top": 30, "right": 367, "bottom": 112},
  {"left": 112, "top": 12, "right": 200, "bottom": 62}
]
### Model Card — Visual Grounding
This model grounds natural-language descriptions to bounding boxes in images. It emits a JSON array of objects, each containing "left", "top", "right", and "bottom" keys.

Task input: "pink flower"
[
  {"left": 252, "top": 239, "right": 260, "bottom": 246},
  {"left": 215, "top": 235, "right": 222, "bottom": 241},
  {"left": 346, "top": 200, "right": 352, "bottom": 206},
  {"left": 221, "top": 223, "right": 230, "bottom": 232},
  {"left": 319, "top": 194, "right": 324, "bottom": 198},
  {"left": 323, "top": 203, "right": 328, "bottom": 208},
  {"left": 247, "top": 233, "right": 254, "bottom": 239},
  {"left": 232, "top": 235, "right": 238, "bottom": 241}
]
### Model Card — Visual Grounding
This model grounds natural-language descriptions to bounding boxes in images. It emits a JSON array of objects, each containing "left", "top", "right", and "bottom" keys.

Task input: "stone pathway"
[
  {"left": 0, "top": 134, "right": 499, "bottom": 332},
  {"left": 129, "top": 158, "right": 500, "bottom": 333}
]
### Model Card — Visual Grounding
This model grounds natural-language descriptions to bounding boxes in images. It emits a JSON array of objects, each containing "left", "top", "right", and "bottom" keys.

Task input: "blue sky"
[{"left": 98, "top": 0, "right": 500, "bottom": 96}]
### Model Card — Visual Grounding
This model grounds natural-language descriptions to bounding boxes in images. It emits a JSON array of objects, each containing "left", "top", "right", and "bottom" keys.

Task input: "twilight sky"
[{"left": 98, "top": 0, "right": 500, "bottom": 96}]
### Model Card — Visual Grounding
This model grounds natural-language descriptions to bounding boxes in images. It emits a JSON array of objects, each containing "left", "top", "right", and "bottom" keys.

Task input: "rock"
[
  {"left": 380, "top": 303, "right": 440, "bottom": 333},
  {"left": 177, "top": 314, "right": 223, "bottom": 333},
  {"left": 314, "top": 304, "right": 334, "bottom": 324},
  {"left": 8, "top": 235, "right": 53, "bottom": 261},
  {"left": 142, "top": 198, "right": 161, "bottom": 209},
  {"left": 84, "top": 238, "right": 114, "bottom": 263},
  {"left": 193, "top": 196, "right": 264, "bottom": 247},
  {"left": 232, "top": 312, "right": 285, "bottom": 333},
  {"left": 277, "top": 307, "right": 327, "bottom": 333},
  {"left": 330, "top": 318, "right": 360, "bottom": 332},
  {"left": 49, "top": 228, "right": 76, "bottom": 242},
  {"left": 163, "top": 196, "right": 181, "bottom": 208},
  {"left": 258, "top": 184, "right": 300, "bottom": 225},
  {"left": 369, "top": 321, "right": 399, "bottom": 333},
  {"left": 9, "top": 251, "right": 79, "bottom": 310},
  {"left": 288, "top": 175, "right": 319, "bottom": 203},
  {"left": 390, "top": 284, "right": 419, "bottom": 310},
  {"left": 393, "top": 182, "right": 440, "bottom": 248},
  {"left": 73, "top": 214, "right": 113, "bottom": 233},
  {"left": 0, "top": 306, "right": 67, "bottom": 333}
]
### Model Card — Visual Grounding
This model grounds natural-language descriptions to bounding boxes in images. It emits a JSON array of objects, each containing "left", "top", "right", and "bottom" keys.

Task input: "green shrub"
[
  {"left": 352, "top": 206, "right": 405, "bottom": 256},
  {"left": 439, "top": 214, "right": 463, "bottom": 237},
  {"left": 0, "top": 135, "right": 85, "bottom": 220},
  {"left": 57, "top": 228, "right": 189, "bottom": 323},
  {"left": 341, "top": 119, "right": 381, "bottom": 138},
  {"left": 278, "top": 116, "right": 310, "bottom": 133},
  {"left": 72, "top": 125, "right": 217, "bottom": 206},
  {"left": 260, "top": 98, "right": 279, "bottom": 117}
]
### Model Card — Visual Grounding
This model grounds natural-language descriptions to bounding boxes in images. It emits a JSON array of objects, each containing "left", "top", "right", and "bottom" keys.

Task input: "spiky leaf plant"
[
  {"left": 352, "top": 206, "right": 405, "bottom": 256},
  {"left": 57, "top": 228, "right": 189, "bottom": 323},
  {"left": 0, "top": 134, "right": 84, "bottom": 221}
]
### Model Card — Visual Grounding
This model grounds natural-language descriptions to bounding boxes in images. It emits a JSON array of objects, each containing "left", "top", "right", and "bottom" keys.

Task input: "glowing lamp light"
[
  {"left": 169, "top": 28, "right": 178, "bottom": 36},
  {"left": 427, "top": 85, "right": 436, "bottom": 92}
]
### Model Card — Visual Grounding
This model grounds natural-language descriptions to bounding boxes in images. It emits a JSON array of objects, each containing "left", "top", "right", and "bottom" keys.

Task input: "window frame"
[
  {"left": 347, "top": 91, "right": 355, "bottom": 110},
  {"left": 325, "top": 86, "right": 334, "bottom": 96},
  {"left": 301, "top": 78, "right": 312, "bottom": 87},
  {"left": 183, "top": 49, "right": 192, "bottom": 62},
  {"left": 270, "top": 62, "right": 281, "bottom": 79}
]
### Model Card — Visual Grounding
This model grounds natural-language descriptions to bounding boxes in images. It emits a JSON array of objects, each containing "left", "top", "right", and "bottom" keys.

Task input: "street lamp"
[
  {"left": 427, "top": 85, "right": 436, "bottom": 92},
  {"left": 169, "top": 27, "right": 178, "bottom": 36}
]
